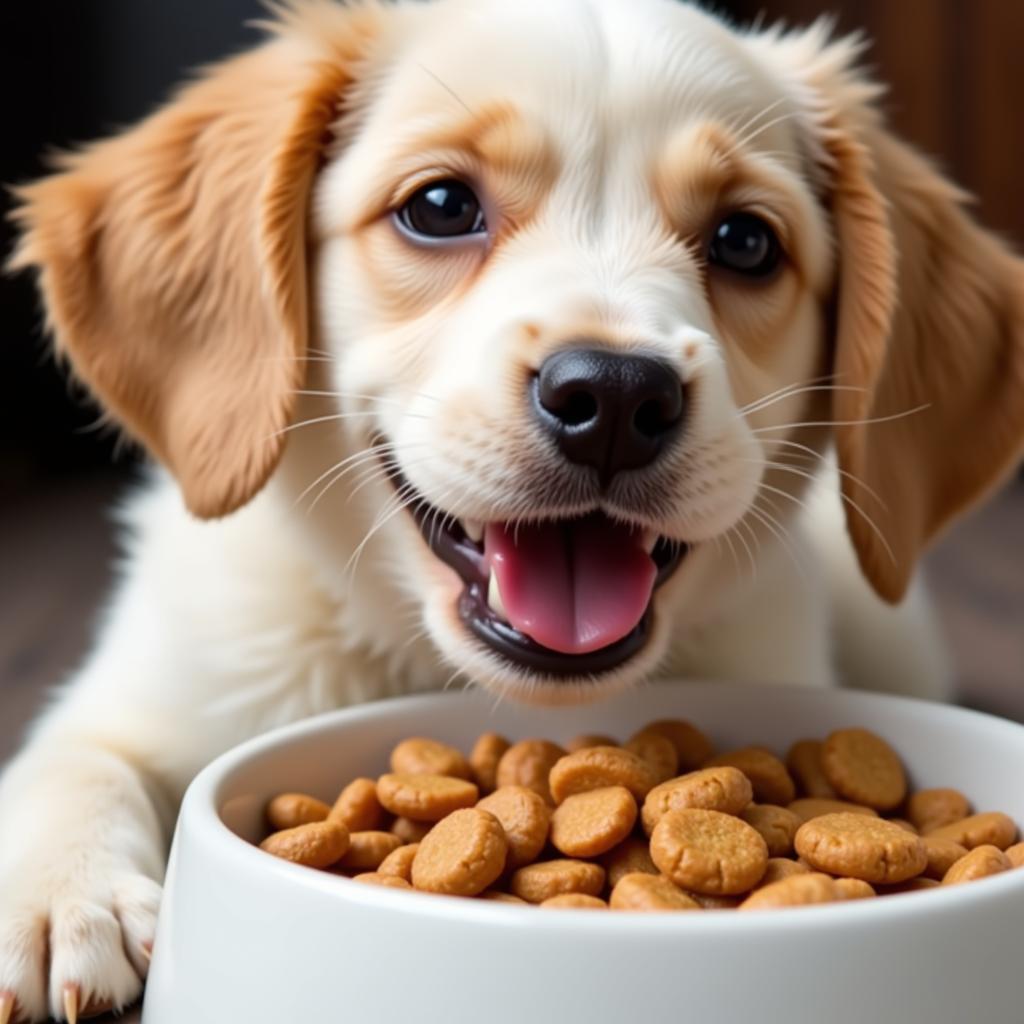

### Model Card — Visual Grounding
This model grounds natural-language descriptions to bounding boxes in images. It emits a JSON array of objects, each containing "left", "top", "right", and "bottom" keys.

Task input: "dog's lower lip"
[{"left": 386, "top": 463, "right": 687, "bottom": 677}]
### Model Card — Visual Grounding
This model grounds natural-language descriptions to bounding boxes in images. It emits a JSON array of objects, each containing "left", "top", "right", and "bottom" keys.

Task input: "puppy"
[{"left": 3, "top": 0, "right": 1023, "bottom": 1017}]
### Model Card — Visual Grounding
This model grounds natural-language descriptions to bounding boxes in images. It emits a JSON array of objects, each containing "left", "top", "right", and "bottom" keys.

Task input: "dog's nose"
[{"left": 532, "top": 347, "right": 684, "bottom": 483}]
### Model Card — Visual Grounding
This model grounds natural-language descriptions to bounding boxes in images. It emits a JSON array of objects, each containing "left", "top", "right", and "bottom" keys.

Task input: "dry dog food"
[{"left": 255, "top": 719, "right": 1021, "bottom": 912}]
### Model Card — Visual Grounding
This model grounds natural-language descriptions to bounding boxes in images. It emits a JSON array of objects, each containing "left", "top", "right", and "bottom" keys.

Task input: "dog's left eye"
[
  {"left": 398, "top": 179, "right": 487, "bottom": 239},
  {"left": 708, "top": 213, "right": 780, "bottom": 276}
]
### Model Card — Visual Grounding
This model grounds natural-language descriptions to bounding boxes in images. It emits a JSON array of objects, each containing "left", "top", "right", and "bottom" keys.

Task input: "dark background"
[{"left": 1, "top": 1, "right": 1022, "bottom": 746}]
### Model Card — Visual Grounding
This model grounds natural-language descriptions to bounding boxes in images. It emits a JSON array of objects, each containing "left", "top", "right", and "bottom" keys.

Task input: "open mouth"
[{"left": 390, "top": 467, "right": 688, "bottom": 677}]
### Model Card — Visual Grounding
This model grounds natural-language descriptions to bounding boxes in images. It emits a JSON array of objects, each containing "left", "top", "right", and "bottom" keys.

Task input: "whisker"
[
  {"left": 293, "top": 388, "right": 442, "bottom": 405},
  {"left": 749, "top": 404, "right": 931, "bottom": 434},
  {"left": 747, "top": 500, "right": 808, "bottom": 585},
  {"left": 726, "top": 96, "right": 789, "bottom": 151},
  {"left": 734, "top": 109, "right": 803, "bottom": 151},
  {"left": 761, "top": 439, "right": 889, "bottom": 512},
  {"left": 294, "top": 441, "right": 401, "bottom": 509},
  {"left": 264, "top": 410, "right": 414, "bottom": 443},
  {"left": 727, "top": 517, "right": 759, "bottom": 583},
  {"left": 756, "top": 480, "right": 812, "bottom": 518},
  {"left": 740, "top": 384, "right": 865, "bottom": 419},
  {"left": 746, "top": 455, "right": 889, "bottom": 513},
  {"left": 759, "top": 468, "right": 895, "bottom": 566}
]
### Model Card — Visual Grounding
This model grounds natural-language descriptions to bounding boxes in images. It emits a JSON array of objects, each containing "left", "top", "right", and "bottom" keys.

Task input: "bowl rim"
[{"left": 182, "top": 681, "right": 1024, "bottom": 934}]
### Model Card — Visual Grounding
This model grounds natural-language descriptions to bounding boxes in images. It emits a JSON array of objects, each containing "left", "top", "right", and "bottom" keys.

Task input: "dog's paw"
[{"left": 0, "top": 856, "right": 161, "bottom": 1023}]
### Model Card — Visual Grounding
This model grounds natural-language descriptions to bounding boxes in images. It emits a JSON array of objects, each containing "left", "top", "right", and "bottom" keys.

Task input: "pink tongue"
[{"left": 485, "top": 518, "right": 657, "bottom": 655}]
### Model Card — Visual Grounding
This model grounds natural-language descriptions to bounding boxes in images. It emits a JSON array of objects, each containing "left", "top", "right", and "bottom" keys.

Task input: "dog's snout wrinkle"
[{"left": 532, "top": 346, "right": 684, "bottom": 486}]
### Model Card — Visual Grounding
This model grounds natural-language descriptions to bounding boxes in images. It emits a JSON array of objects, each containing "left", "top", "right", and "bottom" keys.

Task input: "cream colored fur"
[{"left": 2, "top": 1, "right": 1022, "bottom": 1018}]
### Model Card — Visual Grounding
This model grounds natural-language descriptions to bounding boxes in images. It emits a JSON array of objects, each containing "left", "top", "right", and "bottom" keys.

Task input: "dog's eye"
[
  {"left": 398, "top": 179, "right": 486, "bottom": 239},
  {"left": 708, "top": 213, "right": 780, "bottom": 276}
]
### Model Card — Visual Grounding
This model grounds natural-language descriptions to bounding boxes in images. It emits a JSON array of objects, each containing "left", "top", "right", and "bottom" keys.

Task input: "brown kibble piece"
[
  {"left": 637, "top": 719, "right": 714, "bottom": 771},
  {"left": 260, "top": 820, "right": 350, "bottom": 869},
  {"left": 468, "top": 732, "right": 510, "bottom": 793},
  {"left": 352, "top": 872, "right": 412, "bottom": 889},
  {"left": 390, "top": 737, "right": 471, "bottom": 780},
  {"left": 795, "top": 813, "right": 926, "bottom": 884},
  {"left": 411, "top": 809, "right": 507, "bottom": 896},
  {"left": 641, "top": 767, "right": 752, "bottom": 835},
  {"left": 755, "top": 857, "right": 810, "bottom": 889},
  {"left": 878, "top": 877, "right": 940, "bottom": 895},
  {"left": 479, "top": 890, "right": 529, "bottom": 904},
  {"left": 566, "top": 734, "right": 619, "bottom": 752},
  {"left": 650, "top": 808, "right": 769, "bottom": 895},
  {"left": 921, "top": 836, "right": 969, "bottom": 880},
  {"left": 687, "top": 892, "right": 742, "bottom": 910},
  {"left": 377, "top": 843, "right": 419, "bottom": 882},
  {"left": 549, "top": 746, "right": 657, "bottom": 804},
  {"left": 496, "top": 740, "right": 566, "bottom": 804},
  {"left": 624, "top": 732, "right": 679, "bottom": 783},
  {"left": 942, "top": 844, "right": 1012, "bottom": 886},
  {"left": 540, "top": 893, "right": 607, "bottom": 909},
  {"left": 740, "top": 872, "right": 843, "bottom": 910},
  {"left": 788, "top": 798, "right": 878, "bottom": 824},
  {"left": 785, "top": 740, "right": 837, "bottom": 798},
  {"left": 887, "top": 818, "right": 917, "bottom": 834},
  {"left": 705, "top": 747, "right": 796, "bottom": 806},
  {"left": 610, "top": 873, "right": 701, "bottom": 911},
  {"left": 510, "top": 859, "right": 605, "bottom": 904},
  {"left": 266, "top": 793, "right": 330, "bottom": 832},
  {"left": 601, "top": 837, "right": 659, "bottom": 888},
  {"left": 741, "top": 805, "right": 801, "bottom": 857},
  {"left": 834, "top": 878, "right": 875, "bottom": 900},
  {"left": 336, "top": 831, "right": 403, "bottom": 871},
  {"left": 906, "top": 788, "right": 971, "bottom": 835},
  {"left": 329, "top": 778, "right": 384, "bottom": 832},
  {"left": 377, "top": 773, "right": 479, "bottom": 822},
  {"left": 391, "top": 816, "right": 432, "bottom": 843},
  {"left": 925, "top": 812, "right": 1017, "bottom": 851},
  {"left": 260, "top": 719, "right": 1021, "bottom": 915},
  {"left": 476, "top": 786, "right": 551, "bottom": 870},
  {"left": 821, "top": 728, "right": 906, "bottom": 811},
  {"left": 550, "top": 787, "right": 637, "bottom": 858}
]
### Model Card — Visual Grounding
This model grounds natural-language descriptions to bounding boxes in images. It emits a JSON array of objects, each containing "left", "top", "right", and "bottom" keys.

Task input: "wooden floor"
[{"left": 0, "top": 471, "right": 1021, "bottom": 1023}]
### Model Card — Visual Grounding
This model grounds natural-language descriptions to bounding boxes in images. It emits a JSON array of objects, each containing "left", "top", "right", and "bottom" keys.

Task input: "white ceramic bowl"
[{"left": 142, "top": 681, "right": 1024, "bottom": 1024}]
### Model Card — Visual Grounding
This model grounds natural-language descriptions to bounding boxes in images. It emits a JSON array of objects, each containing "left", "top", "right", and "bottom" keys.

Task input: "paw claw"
[
  {"left": 0, "top": 991, "right": 13, "bottom": 1024},
  {"left": 62, "top": 984, "right": 78, "bottom": 1024}
]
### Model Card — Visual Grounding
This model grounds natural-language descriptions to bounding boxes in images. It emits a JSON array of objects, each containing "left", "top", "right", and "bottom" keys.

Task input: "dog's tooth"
[
  {"left": 462, "top": 519, "right": 484, "bottom": 544},
  {"left": 487, "top": 571, "right": 509, "bottom": 621},
  {"left": 642, "top": 530, "right": 659, "bottom": 554}
]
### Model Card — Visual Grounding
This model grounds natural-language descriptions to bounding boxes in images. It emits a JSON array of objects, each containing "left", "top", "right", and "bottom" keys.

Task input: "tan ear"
[
  {"left": 8, "top": 3, "right": 387, "bottom": 518},
  {"left": 756, "top": 25, "right": 1024, "bottom": 602}
]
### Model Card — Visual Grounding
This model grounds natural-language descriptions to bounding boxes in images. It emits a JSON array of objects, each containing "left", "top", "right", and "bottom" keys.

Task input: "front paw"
[{"left": 0, "top": 856, "right": 161, "bottom": 1023}]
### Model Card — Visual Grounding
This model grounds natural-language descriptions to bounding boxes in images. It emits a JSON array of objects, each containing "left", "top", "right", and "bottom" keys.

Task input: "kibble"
[
  {"left": 704, "top": 747, "right": 796, "bottom": 806},
  {"left": 641, "top": 767, "right": 752, "bottom": 835},
  {"left": 266, "top": 793, "right": 330, "bottom": 831},
  {"left": 329, "top": 778, "right": 384, "bottom": 832},
  {"left": 255, "top": 719, "right": 1020, "bottom": 913},
  {"left": 496, "top": 740, "right": 566, "bottom": 804},
  {"left": 550, "top": 786, "right": 637, "bottom": 858}
]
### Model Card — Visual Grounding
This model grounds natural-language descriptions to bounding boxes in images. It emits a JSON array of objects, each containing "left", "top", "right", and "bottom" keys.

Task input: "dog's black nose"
[{"left": 532, "top": 347, "right": 684, "bottom": 484}]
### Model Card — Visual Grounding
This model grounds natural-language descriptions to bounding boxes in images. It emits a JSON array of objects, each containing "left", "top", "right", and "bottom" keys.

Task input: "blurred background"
[{"left": 2, "top": 0, "right": 1022, "bottom": 768}]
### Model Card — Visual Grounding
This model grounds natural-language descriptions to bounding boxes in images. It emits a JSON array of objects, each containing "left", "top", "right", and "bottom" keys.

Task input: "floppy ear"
[
  {"left": 8, "top": 3, "right": 388, "bottom": 518},
  {"left": 756, "top": 26, "right": 1024, "bottom": 602}
]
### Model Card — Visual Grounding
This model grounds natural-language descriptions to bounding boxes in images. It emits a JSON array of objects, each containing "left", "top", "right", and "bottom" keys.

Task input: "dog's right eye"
[{"left": 397, "top": 179, "right": 487, "bottom": 239}]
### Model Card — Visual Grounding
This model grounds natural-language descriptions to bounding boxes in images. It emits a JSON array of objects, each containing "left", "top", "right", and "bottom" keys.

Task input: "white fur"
[{"left": 0, "top": 1, "right": 956, "bottom": 1018}]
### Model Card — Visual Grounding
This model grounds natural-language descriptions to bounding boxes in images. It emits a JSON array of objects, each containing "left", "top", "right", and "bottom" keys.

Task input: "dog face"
[
  {"left": 12, "top": 0, "right": 1024, "bottom": 701},
  {"left": 311, "top": 0, "right": 836, "bottom": 697}
]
